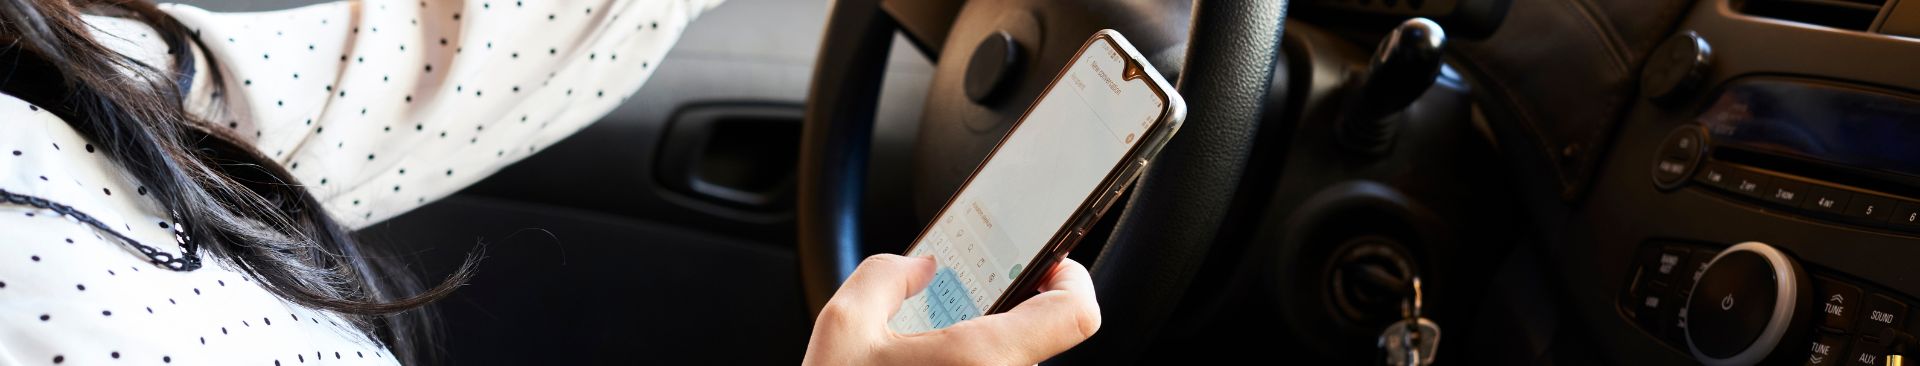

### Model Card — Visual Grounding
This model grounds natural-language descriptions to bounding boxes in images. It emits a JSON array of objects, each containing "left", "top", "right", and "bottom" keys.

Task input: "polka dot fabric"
[
  {"left": 0, "top": 0, "right": 719, "bottom": 364},
  {"left": 172, "top": 0, "right": 721, "bottom": 227}
]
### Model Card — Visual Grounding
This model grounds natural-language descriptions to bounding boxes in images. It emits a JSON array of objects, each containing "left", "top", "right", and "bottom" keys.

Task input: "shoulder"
[
  {"left": 0, "top": 95, "right": 399, "bottom": 366},
  {"left": 0, "top": 94, "right": 158, "bottom": 237}
]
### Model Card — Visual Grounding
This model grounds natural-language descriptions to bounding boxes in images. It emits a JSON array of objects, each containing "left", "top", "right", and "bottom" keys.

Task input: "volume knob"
[{"left": 1685, "top": 242, "right": 1814, "bottom": 365}]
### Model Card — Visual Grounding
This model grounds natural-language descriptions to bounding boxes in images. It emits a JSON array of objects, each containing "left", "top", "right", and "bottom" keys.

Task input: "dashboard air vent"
[{"left": 1740, "top": 0, "right": 1887, "bottom": 31}]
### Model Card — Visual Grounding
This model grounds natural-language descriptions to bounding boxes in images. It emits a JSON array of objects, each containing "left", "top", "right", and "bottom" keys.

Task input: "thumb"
[
  {"left": 818, "top": 254, "right": 937, "bottom": 334},
  {"left": 892, "top": 259, "right": 1101, "bottom": 365}
]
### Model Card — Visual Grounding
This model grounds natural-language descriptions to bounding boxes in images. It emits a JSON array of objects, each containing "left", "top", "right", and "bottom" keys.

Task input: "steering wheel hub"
[{"left": 963, "top": 31, "right": 1023, "bottom": 104}]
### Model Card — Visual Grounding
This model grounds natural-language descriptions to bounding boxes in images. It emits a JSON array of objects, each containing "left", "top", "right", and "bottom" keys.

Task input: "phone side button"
[
  {"left": 1057, "top": 230, "right": 1086, "bottom": 257},
  {"left": 1098, "top": 157, "right": 1152, "bottom": 211},
  {"left": 1094, "top": 188, "right": 1124, "bottom": 213},
  {"left": 1069, "top": 212, "right": 1097, "bottom": 236},
  {"left": 1121, "top": 158, "right": 1149, "bottom": 180}
]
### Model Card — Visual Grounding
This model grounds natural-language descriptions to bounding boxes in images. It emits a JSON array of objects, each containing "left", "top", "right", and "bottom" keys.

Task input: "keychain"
[{"left": 1378, "top": 276, "right": 1440, "bottom": 366}]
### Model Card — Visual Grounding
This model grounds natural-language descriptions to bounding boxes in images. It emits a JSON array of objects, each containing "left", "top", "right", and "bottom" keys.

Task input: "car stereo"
[
  {"left": 1651, "top": 77, "right": 1920, "bottom": 233},
  {"left": 1625, "top": 77, "right": 1920, "bottom": 365},
  {"left": 1619, "top": 240, "right": 1916, "bottom": 366}
]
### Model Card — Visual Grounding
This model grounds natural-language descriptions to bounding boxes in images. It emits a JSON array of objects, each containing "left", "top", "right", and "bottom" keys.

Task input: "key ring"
[
  {"left": 1403, "top": 276, "right": 1423, "bottom": 325},
  {"left": 1400, "top": 277, "right": 1424, "bottom": 366}
]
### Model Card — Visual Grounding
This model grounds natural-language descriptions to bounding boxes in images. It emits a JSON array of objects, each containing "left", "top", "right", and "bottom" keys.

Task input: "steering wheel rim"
[{"left": 798, "top": 0, "right": 1288, "bottom": 361}]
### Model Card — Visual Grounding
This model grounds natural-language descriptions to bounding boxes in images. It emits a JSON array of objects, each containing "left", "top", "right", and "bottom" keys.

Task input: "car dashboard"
[{"left": 1565, "top": 0, "right": 1920, "bottom": 364}]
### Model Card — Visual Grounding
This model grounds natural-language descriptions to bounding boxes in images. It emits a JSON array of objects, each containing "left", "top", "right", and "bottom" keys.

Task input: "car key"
[{"left": 1379, "top": 276, "right": 1440, "bottom": 366}]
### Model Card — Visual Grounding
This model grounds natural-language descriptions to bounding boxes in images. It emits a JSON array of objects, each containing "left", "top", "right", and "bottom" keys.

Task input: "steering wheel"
[{"left": 798, "top": 0, "right": 1287, "bottom": 361}]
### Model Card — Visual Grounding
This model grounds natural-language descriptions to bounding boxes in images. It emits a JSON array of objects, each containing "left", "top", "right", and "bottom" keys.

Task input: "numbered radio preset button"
[
  {"left": 1848, "top": 195, "right": 1897, "bottom": 223},
  {"left": 1892, "top": 203, "right": 1920, "bottom": 229},
  {"left": 1726, "top": 170, "right": 1772, "bottom": 199},
  {"left": 1697, "top": 164, "right": 1733, "bottom": 188},
  {"left": 1800, "top": 185, "right": 1853, "bottom": 215},
  {"left": 1766, "top": 180, "right": 1809, "bottom": 207}
]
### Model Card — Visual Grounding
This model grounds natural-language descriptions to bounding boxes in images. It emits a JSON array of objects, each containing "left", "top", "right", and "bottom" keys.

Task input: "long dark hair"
[{"left": 0, "top": 0, "right": 477, "bottom": 363}]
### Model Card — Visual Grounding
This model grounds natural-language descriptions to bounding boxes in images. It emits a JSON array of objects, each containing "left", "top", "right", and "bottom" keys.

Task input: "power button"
[
  {"left": 1654, "top": 125, "right": 1708, "bottom": 190},
  {"left": 1685, "top": 242, "right": 1812, "bottom": 366}
]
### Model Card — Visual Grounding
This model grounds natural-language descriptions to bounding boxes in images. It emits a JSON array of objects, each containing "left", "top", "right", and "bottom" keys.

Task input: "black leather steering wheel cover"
[
  {"left": 1053, "top": 1, "right": 1288, "bottom": 363},
  {"left": 796, "top": 0, "right": 896, "bottom": 315}
]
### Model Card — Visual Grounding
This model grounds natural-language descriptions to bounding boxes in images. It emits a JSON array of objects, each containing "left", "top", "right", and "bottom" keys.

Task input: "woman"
[{"left": 0, "top": 0, "right": 1099, "bottom": 364}]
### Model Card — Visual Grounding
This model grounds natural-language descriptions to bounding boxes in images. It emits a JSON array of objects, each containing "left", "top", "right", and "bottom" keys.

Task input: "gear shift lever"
[{"left": 1338, "top": 18, "right": 1447, "bottom": 154}]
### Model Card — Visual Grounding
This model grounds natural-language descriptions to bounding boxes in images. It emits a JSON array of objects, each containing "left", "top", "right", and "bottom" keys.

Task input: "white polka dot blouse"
[{"left": 0, "top": 0, "right": 721, "bottom": 364}]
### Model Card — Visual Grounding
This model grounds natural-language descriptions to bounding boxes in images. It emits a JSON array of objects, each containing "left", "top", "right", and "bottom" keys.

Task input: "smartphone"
[{"left": 888, "top": 30, "right": 1186, "bottom": 333}]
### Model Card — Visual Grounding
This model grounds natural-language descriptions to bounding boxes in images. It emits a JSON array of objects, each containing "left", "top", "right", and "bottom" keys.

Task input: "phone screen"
[{"left": 888, "top": 34, "right": 1173, "bottom": 334}]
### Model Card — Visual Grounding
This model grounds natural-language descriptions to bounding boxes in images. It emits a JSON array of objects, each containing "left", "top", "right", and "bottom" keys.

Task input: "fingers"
[
  {"left": 895, "top": 259, "right": 1102, "bottom": 365},
  {"left": 817, "top": 254, "right": 937, "bottom": 335}
]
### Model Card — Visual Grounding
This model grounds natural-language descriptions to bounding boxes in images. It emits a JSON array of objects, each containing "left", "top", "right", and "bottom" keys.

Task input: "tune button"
[
  {"left": 1807, "top": 332, "right": 1847, "bottom": 366},
  {"left": 1815, "top": 277, "right": 1862, "bottom": 332}
]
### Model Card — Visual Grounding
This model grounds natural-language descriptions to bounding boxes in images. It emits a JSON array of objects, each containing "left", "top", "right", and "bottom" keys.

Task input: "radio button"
[
  {"left": 1655, "top": 158, "right": 1691, "bottom": 186},
  {"left": 1800, "top": 185, "right": 1853, "bottom": 214},
  {"left": 1654, "top": 247, "right": 1689, "bottom": 284},
  {"left": 1815, "top": 277, "right": 1862, "bottom": 333},
  {"left": 1766, "top": 180, "right": 1808, "bottom": 207},
  {"left": 1891, "top": 203, "right": 1920, "bottom": 229},
  {"left": 1847, "top": 336, "right": 1887, "bottom": 366},
  {"left": 1684, "top": 243, "right": 1809, "bottom": 365},
  {"left": 1859, "top": 294, "right": 1906, "bottom": 337},
  {"left": 1697, "top": 164, "right": 1733, "bottom": 188},
  {"left": 1845, "top": 195, "right": 1896, "bottom": 223},
  {"left": 1808, "top": 332, "right": 1849, "bottom": 366},
  {"left": 1662, "top": 126, "right": 1705, "bottom": 160},
  {"left": 1637, "top": 281, "right": 1672, "bottom": 335},
  {"left": 1727, "top": 171, "right": 1772, "bottom": 199},
  {"left": 1684, "top": 248, "right": 1717, "bottom": 291},
  {"left": 1654, "top": 126, "right": 1706, "bottom": 190}
]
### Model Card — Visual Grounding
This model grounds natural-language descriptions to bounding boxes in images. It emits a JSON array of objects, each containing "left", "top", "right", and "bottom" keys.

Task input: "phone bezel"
[{"left": 893, "top": 29, "right": 1188, "bottom": 318}]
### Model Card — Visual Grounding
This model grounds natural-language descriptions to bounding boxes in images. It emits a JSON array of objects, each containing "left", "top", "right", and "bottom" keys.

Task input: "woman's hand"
[{"left": 802, "top": 254, "right": 1101, "bottom": 366}]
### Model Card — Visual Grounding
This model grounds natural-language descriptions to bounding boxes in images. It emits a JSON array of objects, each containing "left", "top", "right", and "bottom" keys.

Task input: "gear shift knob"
[{"left": 1339, "top": 18, "right": 1447, "bottom": 154}]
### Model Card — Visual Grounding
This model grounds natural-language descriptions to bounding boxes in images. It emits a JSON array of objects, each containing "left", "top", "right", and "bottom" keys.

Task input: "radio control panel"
[
  {"left": 1692, "top": 162, "right": 1920, "bottom": 232},
  {"left": 1620, "top": 241, "right": 1920, "bottom": 365},
  {"left": 1648, "top": 119, "right": 1920, "bottom": 235}
]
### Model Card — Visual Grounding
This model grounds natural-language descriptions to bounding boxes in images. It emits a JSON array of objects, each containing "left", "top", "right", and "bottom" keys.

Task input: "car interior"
[{"left": 184, "top": 0, "right": 1920, "bottom": 364}]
